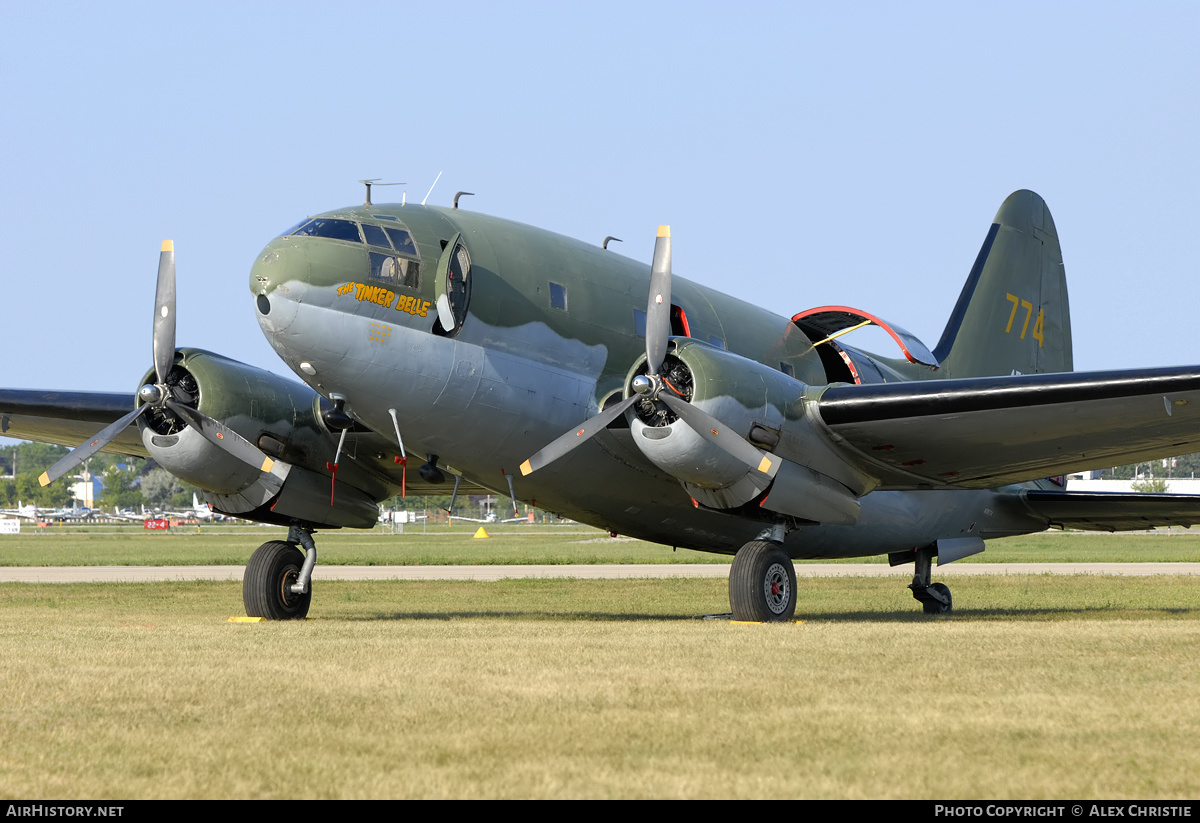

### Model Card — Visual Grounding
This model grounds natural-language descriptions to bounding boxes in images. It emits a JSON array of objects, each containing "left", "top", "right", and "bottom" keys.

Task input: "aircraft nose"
[{"left": 249, "top": 239, "right": 309, "bottom": 333}]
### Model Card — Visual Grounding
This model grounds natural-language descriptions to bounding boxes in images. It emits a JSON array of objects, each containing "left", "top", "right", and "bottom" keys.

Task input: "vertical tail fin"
[{"left": 933, "top": 190, "right": 1072, "bottom": 378}]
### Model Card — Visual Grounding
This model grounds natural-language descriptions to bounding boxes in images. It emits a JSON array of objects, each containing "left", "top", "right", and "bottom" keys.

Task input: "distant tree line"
[{"left": 0, "top": 442, "right": 198, "bottom": 511}]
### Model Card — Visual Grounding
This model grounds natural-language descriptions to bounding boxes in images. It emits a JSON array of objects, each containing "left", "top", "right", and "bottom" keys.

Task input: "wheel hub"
[{"left": 763, "top": 562, "right": 791, "bottom": 615}]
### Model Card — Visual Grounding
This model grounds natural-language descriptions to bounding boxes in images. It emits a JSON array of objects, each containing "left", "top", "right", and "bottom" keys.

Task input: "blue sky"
[{"left": 2, "top": 0, "right": 1197, "bottom": 418}]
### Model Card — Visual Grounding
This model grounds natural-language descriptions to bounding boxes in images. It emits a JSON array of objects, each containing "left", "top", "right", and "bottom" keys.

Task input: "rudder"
[{"left": 933, "top": 190, "right": 1072, "bottom": 378}]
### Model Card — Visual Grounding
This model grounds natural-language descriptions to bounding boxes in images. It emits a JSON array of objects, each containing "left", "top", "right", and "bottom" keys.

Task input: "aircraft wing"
[
  {"left": 0, "top": 388, "right": 490, "bottom": 499},
  {"left": 815, "top": 365, "right": 1200, "bottom": 488},
  {"left": 1020, "top": 490, "right": 1200, "bottom": 531},
  {"left": 0, "top": 390, "right": 148, "bottom": 457}
]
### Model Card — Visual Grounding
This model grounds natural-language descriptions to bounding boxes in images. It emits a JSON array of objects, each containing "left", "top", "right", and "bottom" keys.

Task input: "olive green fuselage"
[{"left": 249, "top": 204, "right": 1045, "bottom": 556}]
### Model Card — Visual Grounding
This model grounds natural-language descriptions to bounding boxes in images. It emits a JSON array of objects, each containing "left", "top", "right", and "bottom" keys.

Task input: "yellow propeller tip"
[
  {"left": 519, "top": 460, "right": 533, "bottom": 476},
  {"left": 161, "top": 239, "right": 174, "bottom": 252},
  {"left": 657, "top": 225, "right": 670, "bottom": 237},
  {"left": 38, "top": 472, "right": 50, "bottom": 487},
  {"left": 261, "top": 457, "right": 274, "bottom": 473}
]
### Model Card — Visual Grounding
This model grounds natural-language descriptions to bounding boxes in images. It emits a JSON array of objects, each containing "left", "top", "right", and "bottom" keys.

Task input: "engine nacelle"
[
  {"left": 625, "top": 338, "right": 872, "bottom": 521},
  {"left": 136, "top": 348, "right": 379, "bottom": 528}
]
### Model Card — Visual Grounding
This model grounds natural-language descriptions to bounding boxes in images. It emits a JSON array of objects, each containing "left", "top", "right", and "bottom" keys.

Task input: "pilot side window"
[
  {"left": 362, "top": 223, "right": 422, "bottom": 289},
  {"left": 370, "top": 251, "right": 420, "bottom": 289},
  {"left": 361, "top": 223, "right": 390, "bottom": 248}
]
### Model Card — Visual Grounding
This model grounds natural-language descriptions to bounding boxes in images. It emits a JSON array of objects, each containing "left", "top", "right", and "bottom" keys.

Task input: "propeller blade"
[
  {"left": 153, "top": 240, "right": 177, "bottom": 385},
  {"left": 657, "top": 393, "right": 777, "bottom": 476},
  {"left": 165, "top": 400, "right": 275, "bottom": 473},
  {"left": 645, "top": 225, "right": 672, "bottom": 374},
  {"left": 520, "top": 395, "right": 638, "bottom": 475},
  {"left": 39, "top": 405, "right": 149, "bottom": 486}
]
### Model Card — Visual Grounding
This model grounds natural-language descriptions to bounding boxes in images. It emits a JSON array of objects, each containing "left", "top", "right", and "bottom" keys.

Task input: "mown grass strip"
[
  {"left": 3, "top": 527, "right": 1200, "bottom": 567},
  {"left": 0, "top": 575, "right": 1198, "bottom": 799}
]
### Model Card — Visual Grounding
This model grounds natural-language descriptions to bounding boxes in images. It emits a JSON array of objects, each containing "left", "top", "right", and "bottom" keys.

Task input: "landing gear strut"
[
  {"left": 908, "top": 544, "right": 952, "bottom": 615},
  {"left": 729, "top": 526, "right": 797, "bottom": 622},
  {"left": 243, "top": 524, "right": 316, "bottom": 620}
]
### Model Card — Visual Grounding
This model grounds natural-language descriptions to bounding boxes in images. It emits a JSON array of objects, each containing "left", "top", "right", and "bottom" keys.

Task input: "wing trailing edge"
[{"left": 816, "top": 365, "right": 1200, "bottom": 488}]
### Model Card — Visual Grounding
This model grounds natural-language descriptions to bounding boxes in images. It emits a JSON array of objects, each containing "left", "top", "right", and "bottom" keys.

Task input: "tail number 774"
[{"left": 1004, "top": 293, "right": 1044, "bottom": 347}]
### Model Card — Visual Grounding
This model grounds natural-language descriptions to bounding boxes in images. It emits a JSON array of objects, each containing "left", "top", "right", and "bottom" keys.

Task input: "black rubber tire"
[
  {"left": 243, "top": 540, "right": 311, "bottom": 620},
  {"left": 922, "top": 582, "right": 953, "bottom": 615},
  {"left": 729, "top": 540, "right": 797, "bottom": 622}
]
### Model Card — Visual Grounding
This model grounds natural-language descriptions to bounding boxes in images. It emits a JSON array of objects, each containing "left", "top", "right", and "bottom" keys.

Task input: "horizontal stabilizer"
[{"left": 1022, "top": 490, "right": 1200, "bottom": 532}]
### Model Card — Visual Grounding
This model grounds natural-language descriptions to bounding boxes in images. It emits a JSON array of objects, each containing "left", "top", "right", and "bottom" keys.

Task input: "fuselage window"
[
  {"left": 780, "top": 362, "right": 795, "bottom": 378},
  {"left": 290, "top": 218, "right": 362, "bottom": 243},
  {"left": 549, "top": 282, "right": 568, "bottom": 311},
  {"left": 709, "top": 335, "right": 726, "bottom": 349},
  {"left": 633, "top": 309, "right": 647, "bottom": 337}
]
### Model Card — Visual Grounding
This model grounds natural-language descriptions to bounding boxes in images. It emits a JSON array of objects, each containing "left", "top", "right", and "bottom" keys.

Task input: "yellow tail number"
[{"left": 1004, "top": 293, "right": 1044, "bottom": 347}]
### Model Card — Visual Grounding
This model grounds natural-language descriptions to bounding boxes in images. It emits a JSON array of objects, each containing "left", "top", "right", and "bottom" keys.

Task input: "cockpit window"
[
  {"left": 384, "top": 227, "right": 417, "bottom": 256},
  {"left": 279, "top": 218, "right": 312, "bottom": 236},
  {"left": 361, "top": 223, "right": 391, "bottom": 248},
  {"left": 370, "top": 251, "right": 420, "bottom": 288},
  {"left": 289, "top": 218, "right": 362, "bottom": 243}
]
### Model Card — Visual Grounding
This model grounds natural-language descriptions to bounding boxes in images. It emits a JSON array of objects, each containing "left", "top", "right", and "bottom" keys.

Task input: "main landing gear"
[
  {"left": 905, "top": 544, "right": 952, "bottom": 615},
  {"left": 729, "top": 526, "right": 797, "bottom": 622},
  {"left": 243, "top": 524, "right": 317, "bottom": 620}
]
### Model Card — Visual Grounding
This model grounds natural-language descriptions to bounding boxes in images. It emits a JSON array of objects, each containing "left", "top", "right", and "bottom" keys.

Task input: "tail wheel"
[
  {"left": 244, "top": 540, "right": 311, "bottom": 620},
  {"left": 922, "top": 582, "right": 953, "bottom": 615},
  {"left": 729, "top": 540, "right": 797, "bottom": 622}
]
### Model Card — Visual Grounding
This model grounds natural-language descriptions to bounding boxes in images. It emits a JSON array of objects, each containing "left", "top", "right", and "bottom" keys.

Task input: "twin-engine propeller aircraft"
[{"left": 5, "top": 188, "right": 1200, "bottom": 621}]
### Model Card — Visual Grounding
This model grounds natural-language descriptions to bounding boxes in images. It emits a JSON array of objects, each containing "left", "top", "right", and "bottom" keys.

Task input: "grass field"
[
  {"left": 2, "top": 527, "right": 1199, "bottom": 799},
  {"left": 1, "top": 575, "right": 1198, "bottom": 799},
  {"left": 3, "top": 524, "right": 1200, "bottom": 566}
]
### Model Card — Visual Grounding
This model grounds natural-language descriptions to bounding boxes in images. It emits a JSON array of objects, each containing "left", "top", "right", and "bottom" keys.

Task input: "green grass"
[
  {"left": 3, "top": 525, "right": 1200, "bottom": 566},
  {"left": 1, "top": 576, "right": 1198, "bottom": 798}
]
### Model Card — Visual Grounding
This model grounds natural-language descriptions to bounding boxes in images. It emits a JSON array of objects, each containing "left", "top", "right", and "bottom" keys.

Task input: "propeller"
[
  {"left": 40, "top": 241, "right": 275, "bottom": 487},
  {"left": 520, "top": 226, "right": 776, "bottom": 479}
]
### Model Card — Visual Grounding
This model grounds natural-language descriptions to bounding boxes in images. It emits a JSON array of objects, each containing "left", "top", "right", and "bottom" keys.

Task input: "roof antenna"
[
  {"left": 421, "top": 171, "right": 443, "bottom": 205},
  {"left": 453, "top": 191, "right": 474, "bottom": 210},
  {"left": 602, "top": 236, "right": 622, "bottom": 249},
  {"left": 359, "top": 179, "right": 403, "bottom": 207}
]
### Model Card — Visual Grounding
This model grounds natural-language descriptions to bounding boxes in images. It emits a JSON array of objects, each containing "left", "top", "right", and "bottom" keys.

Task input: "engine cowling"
[
  {"left": 624, "top": 338, "right": 872, "bottom": 523},
  {"left": 136, "top": 348, "right": 380, "bottom": 528}
]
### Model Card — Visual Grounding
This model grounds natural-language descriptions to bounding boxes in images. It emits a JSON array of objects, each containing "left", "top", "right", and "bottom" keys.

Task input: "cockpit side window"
[
  {"left": 361, "top": 223, "right": 391, "bottom": 248},
  {"left": 370, "top": 251, "right": 420, "bottom": 289},
  {"left": 290, "top": 218, "right": 362, "bottom": 243},
  {"left": 361, "top": 223, "right": 421, "bottom": 289},
  {"left": 384, "top": 227, "right": 417, "bottom": 256}
]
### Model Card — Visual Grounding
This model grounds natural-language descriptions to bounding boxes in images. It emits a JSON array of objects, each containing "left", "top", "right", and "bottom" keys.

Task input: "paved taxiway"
[{"left": 1, "top": 563, "right": 1199, "bottom": 583}]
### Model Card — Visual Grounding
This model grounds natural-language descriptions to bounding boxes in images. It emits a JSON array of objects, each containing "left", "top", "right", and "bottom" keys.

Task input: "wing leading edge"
[
  {"left": 0, "top": 389, "right": 147, "bottom": 457},
  {"left": 815, "top": 365, "right": 1200, "bottom": 488}
]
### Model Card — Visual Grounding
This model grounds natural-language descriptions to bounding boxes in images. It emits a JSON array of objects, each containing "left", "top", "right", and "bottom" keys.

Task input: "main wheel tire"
[
  {"left": 922, "top": 582, "right": 952, "bottom": 615},
  {"left": 729, "top": 540, "right": 797, "bottom": 622},
  {"left": 243, "top": 540, "right": 311, "bottom": 620}
]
